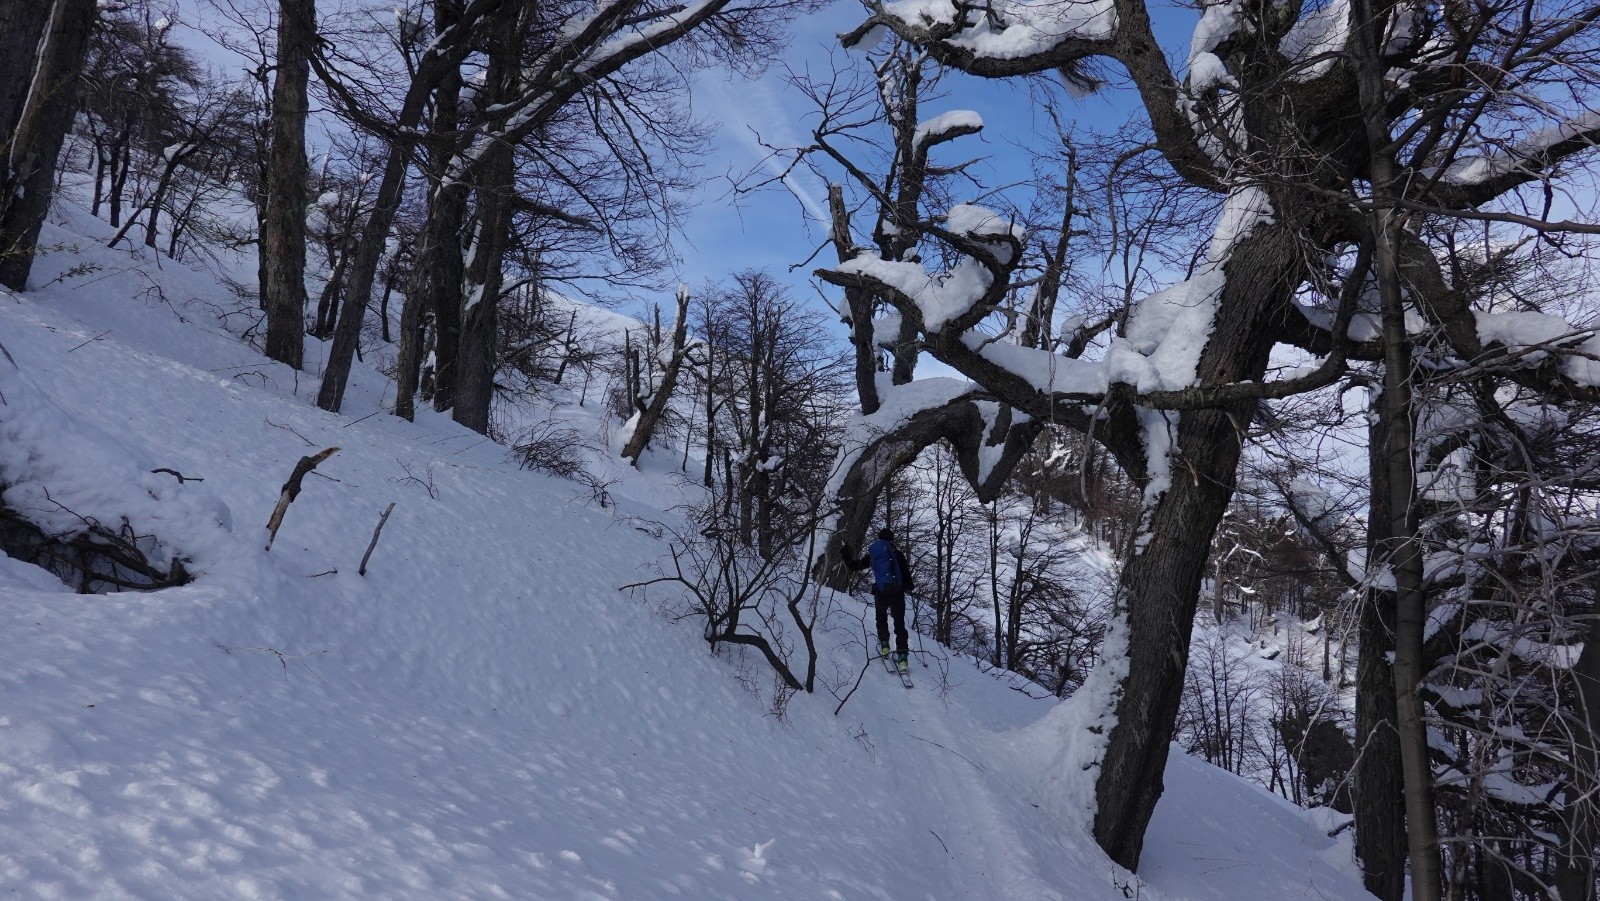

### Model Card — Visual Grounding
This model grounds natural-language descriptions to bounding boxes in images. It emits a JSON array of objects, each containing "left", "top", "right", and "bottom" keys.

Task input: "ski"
[{"left": 882, "top": 653, "right": 913, "bottom": 688}]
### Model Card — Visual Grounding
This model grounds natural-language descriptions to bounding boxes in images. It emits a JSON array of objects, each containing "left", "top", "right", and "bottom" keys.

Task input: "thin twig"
[
  {"left": 67, "top": 330, "right": 112, "bottom": 353},
  {"left": 906, "top": 734, "right": 985, "bottom": 771}
]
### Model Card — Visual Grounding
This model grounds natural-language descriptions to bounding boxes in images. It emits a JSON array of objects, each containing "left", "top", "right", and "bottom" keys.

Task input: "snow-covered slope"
[{"left": 0, "top": 203, "right": 1372, "bottom": 899}]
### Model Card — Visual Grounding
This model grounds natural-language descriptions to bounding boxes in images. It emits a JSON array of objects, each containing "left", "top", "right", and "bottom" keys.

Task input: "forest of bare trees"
[{"left": 2, "top": 0, "right": 1600, "bottom": 897}]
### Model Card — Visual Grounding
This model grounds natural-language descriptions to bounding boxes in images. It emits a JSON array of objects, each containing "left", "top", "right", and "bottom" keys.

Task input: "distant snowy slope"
[{"left": 0, "top": 202, "right": 1372, "bottom": 899}]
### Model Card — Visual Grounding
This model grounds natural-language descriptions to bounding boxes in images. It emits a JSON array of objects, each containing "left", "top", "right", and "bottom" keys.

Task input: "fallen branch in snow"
[
  {"left": 0, "top": 492, "right": 191, "bottom": 592},
  {"left": 832, "top": 658, "right": 875, "bottom": 716},
  {"left": 906, "top": 733, "right": 985, "bottom": 772},
  {"left": 263, "top": 417, "right": 314, "bottom": 446},
  {"left": 358, "top": 502, "right": 395, "bottom": 576},
  {"left": 264, "top": 446, "right": 339, "bottom": 551},
  {"left": 67, "top": 330, "right": 111, "bottom": 353},
  {"left": 149, "top": 468, "right": 203, "bottom": 483},
  {"left": 215, "top": 642, "right": 328, "bottom": 675}
]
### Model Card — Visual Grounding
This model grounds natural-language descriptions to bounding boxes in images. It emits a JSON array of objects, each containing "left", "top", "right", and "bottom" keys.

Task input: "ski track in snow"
[{"left": 0, "top": 203, "right": 1374, "bottom": 899}]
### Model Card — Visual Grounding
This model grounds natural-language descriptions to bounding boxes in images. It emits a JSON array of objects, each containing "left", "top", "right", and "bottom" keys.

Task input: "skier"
[{"left": 842, "top": 528, "right": 914, "bottom": 673}]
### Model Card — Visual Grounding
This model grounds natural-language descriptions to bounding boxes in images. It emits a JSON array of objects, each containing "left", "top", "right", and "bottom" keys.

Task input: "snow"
[
  {"left": 834, "top": 253, "right": 995, "bottom": 332},
  {"left": 1187, "top": 52, "right": 1234, "bottom": 93},
  {"left": 878, "top": 0, "right": 1116, "bottom": 59},
  {"left": 1101, "top": 186, "right": 1273, "bottom": 394},
  {"left": 1103, "top": 270, "right": 1227, "bottom": 393},
  {"left": 1287, "top": 476, "right": 1338, "bottom": 530},
  {"left": 913, "top": 109, "right": 983, "bottom": 146},
  {"left": 846, "top": 23, "right": 890, "bottom": 52},
  {"left": 1475, "top": 309, "right": 1600, "bottom": 386},
  {"left": 0, "top": 201, "right": 1378, "bottom": 899},
  {"left": 1187, "top": 0, "right": 1242, "bottom": 91},
  {"left": 1279, "top": 0, "right": 1350, "bottom": 81},
  {"left": 964, "top": 333, "right": 1109, "bottom": 396},
  {"left": 1440, "top": 110, "right": 1600, "bottom": 187}
]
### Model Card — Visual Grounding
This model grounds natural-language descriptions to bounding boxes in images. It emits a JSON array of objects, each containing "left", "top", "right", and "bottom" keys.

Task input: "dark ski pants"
[{"left": 874, "top": 587, "right": 909, "bottom": 654}]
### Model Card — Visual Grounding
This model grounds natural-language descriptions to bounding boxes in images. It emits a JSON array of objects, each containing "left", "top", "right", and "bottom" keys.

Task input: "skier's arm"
[
  {"left": 840, "top": 544, "right": 869, "bottom": 571},
  {"left": 896, "top": 549, "right": 914, "bottom": 592}
]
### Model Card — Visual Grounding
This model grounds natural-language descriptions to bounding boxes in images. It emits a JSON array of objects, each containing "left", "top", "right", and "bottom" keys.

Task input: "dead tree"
[{"left": 620, "top": 285, "right": 693, "bottom": 465}]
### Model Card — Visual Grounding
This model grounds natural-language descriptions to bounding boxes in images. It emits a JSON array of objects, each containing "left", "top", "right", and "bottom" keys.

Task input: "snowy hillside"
[{"left": 0, "top": 203, "right": 1372, "bottom": 898}]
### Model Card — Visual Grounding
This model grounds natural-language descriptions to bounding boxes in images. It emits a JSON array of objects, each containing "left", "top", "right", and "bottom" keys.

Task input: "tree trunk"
[
  {"left": 311, "top": 20, "right": 460, "bottom": 414},
  {"left": 453, "top": 180, "right": 510, "bottom": 435},
  {"left": 447, "top": 1, "right": 521, "bottom": 435},
  {"left": 828, "top": 184, "right": 880, "bottom": 415},
  {"left": 1354, "top": 402, "right": 1409, "bottom": 901},
  {"left": 314, "top": 139, "right": 411, "bottom": 413},
  {"left": 1556, "top": 577, "right": 1600, "bottom": 901},
  {"left": 109, "top": 131, "right": 129, "bottom": 227},
  {"left": 1089, "top": 221, "right": 1301, "bottom": 871},
  {"left": 0, "top": 0, "right": 97, "bottom": 291},
  {"left": 621, "top": 285, "right": 691, "bottom": 464},
  {"left": 1348, "top": 2, "right": 1443, "bottom": 893},
  {"left": 260, "top": 0, "right": 314, "bottom": 370}
]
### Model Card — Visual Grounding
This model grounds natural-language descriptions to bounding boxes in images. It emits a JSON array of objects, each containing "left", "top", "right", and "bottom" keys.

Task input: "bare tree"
[
  {"left": 620, "top": 285, "right": 694, "bottom": 465},
  {"left": 807, "top": 0, "right": 1600, "bottom": 886}
]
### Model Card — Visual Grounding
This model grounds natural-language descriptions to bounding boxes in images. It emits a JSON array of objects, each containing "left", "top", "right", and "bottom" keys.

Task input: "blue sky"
[
  {"left": 168, "top": 0, "right": 1198, "bottom": 330},
  {"left": 672, "top": 0, "right": 1201, "bottom": 323}
]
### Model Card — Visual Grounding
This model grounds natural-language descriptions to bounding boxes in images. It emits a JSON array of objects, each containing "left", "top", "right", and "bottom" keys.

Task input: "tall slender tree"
[{"left": 260, "top": 0, "right": 315, "bottom": 369}]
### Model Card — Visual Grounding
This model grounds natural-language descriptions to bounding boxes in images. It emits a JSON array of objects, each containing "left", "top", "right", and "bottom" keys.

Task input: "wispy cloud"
[{"left": 697, "top": 76, "right": 830, "bottom": 224}]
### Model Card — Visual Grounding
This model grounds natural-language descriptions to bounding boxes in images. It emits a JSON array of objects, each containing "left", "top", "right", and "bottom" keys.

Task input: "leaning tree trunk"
[
  {"left": 818, "top": 392, "right": 1041, "bottom": 588},
  {"left": 0, "top": 0, "right": 97, "bottom": 291},
  {"left": 314, "top": 139, "right": 413, "bottom": 413},
  {"left": 620, "top": 286, "right": 692, "bottom": 464},
  {"left": 260, "top": 0, "right": 315, "bottom": 370},
  {"left": 1089, "top": 221, "right": 1303, "bottom": 871}
]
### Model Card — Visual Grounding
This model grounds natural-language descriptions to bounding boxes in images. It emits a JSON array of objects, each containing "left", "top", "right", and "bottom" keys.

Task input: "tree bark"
[
  {"left": 260, "top": 0, "right": 315, "bottom": 370},
  {"left": 1089, "top": 220, "right": 1302, "bottom": 870},
  {"left": 1353, "top": 402, "right": 1408, "bottom": 901},
  {"left": 828, "top": 184, "right": 880, "bottom": 415},
  {"left": 449, "top": 2, "right": 523, "bottom": 436},
  {"left": 1349, "top": 0, "right": 1443, "bottom": 892},
  {"left": 395, "top": 150, "right": 466, "bottom": 419},
  {"left": 0, "top": 0, "right": 97, "bottom": 291},
  {"left": 1556, "top": 578, "right": 1600, "bottom": 901},
  {"left": 311, "top": 0, "right": 489, "bottom": 414}
]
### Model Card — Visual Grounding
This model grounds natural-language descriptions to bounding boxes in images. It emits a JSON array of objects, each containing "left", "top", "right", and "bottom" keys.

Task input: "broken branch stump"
[
  {"left": 264, "top": 446, "right": 339, "bottom": 551},
  {"left": 358, "top": 502, "right": 396, "bottom": 576}
]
